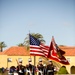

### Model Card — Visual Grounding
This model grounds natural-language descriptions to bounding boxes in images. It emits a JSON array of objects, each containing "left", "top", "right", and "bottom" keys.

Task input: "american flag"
[{"left": 29, "top": 34, "right": 49, "bottom": 57}]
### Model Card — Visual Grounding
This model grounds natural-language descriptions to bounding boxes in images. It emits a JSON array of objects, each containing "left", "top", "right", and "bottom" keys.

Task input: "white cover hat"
[
  {"left": 39, "top": 58, "right": 42, "bottom": 62},
  {"left": 18, "top": 59, "right": 22, "bottom": 63},
  {"left": 28, "top": 58, "right": 32, "bottom": 62}
]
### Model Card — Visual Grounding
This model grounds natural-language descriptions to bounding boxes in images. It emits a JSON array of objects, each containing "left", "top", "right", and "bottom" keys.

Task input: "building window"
[
  {"left": 67, "top": 58, "right": 70, "bottom": 62},
  {"left": 7, "top": 58, "right": 12, "bottom": 62}
]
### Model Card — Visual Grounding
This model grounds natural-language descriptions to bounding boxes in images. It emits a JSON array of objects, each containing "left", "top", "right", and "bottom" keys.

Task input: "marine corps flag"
[{"left": 48, "top": 36, "right": 70, "bottom": 65}]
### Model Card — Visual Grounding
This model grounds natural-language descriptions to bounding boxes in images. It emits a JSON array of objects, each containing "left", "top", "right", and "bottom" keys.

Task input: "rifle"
[
  {"left": 16, "top": 59, "right": 19, "bottom": 65},
  {"left": 16, "top": 59, "right": 21, "bottom": 73}
]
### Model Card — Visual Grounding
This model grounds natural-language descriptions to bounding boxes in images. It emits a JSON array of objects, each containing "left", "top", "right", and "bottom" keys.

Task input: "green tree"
[
  {"left": 0, "top": 42, "right": 7, "bottom": 52},
  {"left": 23, "top": 33, "right": 45, "bottom": 46},
  {"left": 57, "top": 66, "right": 69, "bottom": 74},
  {"left": 22, "top": 33, "right": 45, "bottom": 50},
  {"left": 18, "top": 43, "right": 24, "bottom": 47}
]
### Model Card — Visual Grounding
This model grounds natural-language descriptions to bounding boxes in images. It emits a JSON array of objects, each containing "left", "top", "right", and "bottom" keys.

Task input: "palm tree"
[
  {"left": 0, "top": 42, "right": 7, "bottom": 52},
  {"left": 17, "top": 43, "right": 24, "bottom": 47},
  {"left": 23, "top": 33, "right": 45, "bottom": 46}
]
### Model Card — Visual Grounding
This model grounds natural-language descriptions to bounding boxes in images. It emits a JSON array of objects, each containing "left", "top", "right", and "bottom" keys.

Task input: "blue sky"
[{"left": 0, "top": 0, "right": 75, "bottom": 49}]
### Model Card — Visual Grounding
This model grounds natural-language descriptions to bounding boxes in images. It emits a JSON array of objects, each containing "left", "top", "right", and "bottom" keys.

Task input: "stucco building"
[{"left": 0, "top": 46, "right": 75, "bottom": 74}]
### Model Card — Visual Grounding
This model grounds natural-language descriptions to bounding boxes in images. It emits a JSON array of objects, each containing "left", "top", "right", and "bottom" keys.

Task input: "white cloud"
[
  {"left": 63, "top": 22, "right": 71, "bottom": 26},
  {"left": 27, "top": 21, "right": 35, "bottom": 26}
]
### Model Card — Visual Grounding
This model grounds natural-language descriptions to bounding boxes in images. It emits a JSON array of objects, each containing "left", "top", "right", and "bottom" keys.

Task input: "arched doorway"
[{"left": 71, "top": 66, "right": 75, "bottom": 74}]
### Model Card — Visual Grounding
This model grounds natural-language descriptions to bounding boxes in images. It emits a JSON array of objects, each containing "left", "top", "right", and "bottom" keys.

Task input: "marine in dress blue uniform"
[
  {"left": 37, "top": 58, "right": 44, "bottom": 75},
  {"left": 26, "top": 58, "right": 35, "bottom": 75},
  {"left": 47, "top": 60, "right": 54, "bottom": 75},
  {"left": 16, "top": 60, "right": 26, "bottom": 75}
]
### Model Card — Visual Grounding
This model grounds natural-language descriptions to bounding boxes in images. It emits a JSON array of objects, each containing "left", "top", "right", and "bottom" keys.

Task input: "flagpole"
[
  {"left": 34, "top": 56, "right": 36, "bottom": 66},
  {"left": 29, "top": 31, "right": 31, "bottom": 58},
  {"left": 29, "top": 32, "right": 36, "bottom": 66}
]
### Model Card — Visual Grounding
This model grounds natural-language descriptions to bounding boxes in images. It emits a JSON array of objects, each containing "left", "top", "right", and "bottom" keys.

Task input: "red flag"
[
  {"left": 52, "top": 36, "right": 65, "bottom": 55},
  {"left": 48, "top": 36, "right": 70, "bottom": 65}
]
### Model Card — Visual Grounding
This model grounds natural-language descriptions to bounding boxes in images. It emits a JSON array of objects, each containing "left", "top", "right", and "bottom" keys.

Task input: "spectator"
[{"left": 1, "top": 67, "right": 5, "bottom": 73}]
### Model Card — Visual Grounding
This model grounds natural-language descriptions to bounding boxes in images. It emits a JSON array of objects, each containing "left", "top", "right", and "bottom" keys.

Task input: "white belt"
[
  {"left": 27, "top": 70, "right": 30, "bottom": 72},
  {"left": 39, "top": 71, "right": 42, "bottom": 73},
  {"left": 14, "top": 73, "right": 18, "bottom": 75},
  {"left": 19, "top": 70, "right": 23, "bottom": 73},
  {"left": 48, "top": 70, "right": 53, "bottom": 72},
  {"left": 8, "top": 73, "right": 13, "bottom": 75},
  {"left": 38, "top": 71, "right": 43, "bottom": 75},
  {"left": 27, "top": 70, "right": 32, "bottom": 75},
  {"left": 27, "top": 70, "right": 33, "bottom": 72}
]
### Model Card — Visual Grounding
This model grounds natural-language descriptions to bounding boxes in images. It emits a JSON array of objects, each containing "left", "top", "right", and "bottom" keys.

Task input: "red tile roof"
[
  {"left": 1, "top": 46, "right": 30, "bottom": 56},
  {"left": 0, "top": 46, "right": 75, "bottom": 56},
  {"left": 59, "top": 46, "right": 75, "bottom": 56},
  {"left": 0, "top": 52, "right": 4, "bottom": 55}
]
